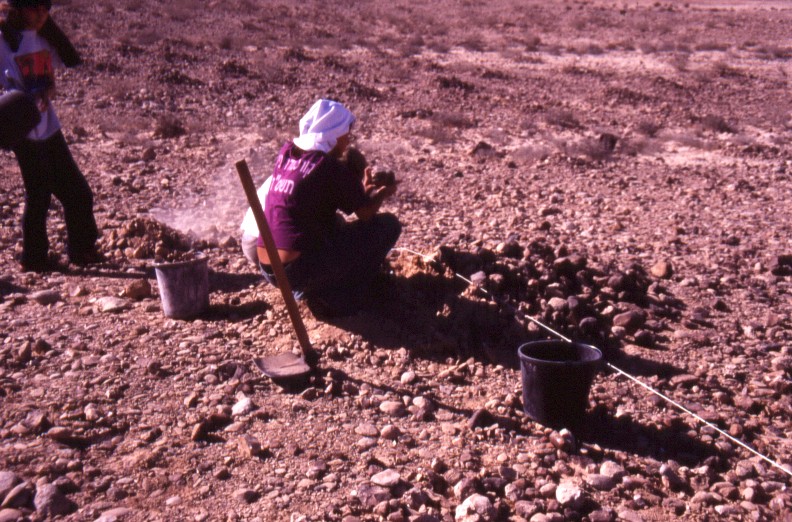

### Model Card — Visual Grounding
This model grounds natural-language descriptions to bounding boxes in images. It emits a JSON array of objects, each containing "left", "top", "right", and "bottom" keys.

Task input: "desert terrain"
[{"left": 0, "top": 0, "right": 791, "bottom": 520}]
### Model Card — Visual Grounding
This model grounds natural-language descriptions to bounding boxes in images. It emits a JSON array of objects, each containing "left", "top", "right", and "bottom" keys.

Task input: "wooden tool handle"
[{"left": 235, "top": 159, "right": 317, "bottom": 365}]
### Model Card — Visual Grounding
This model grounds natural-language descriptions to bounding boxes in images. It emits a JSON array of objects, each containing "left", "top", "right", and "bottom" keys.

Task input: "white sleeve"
[{"left": 240, "top": 176, "right": 272, "bottom": 236}]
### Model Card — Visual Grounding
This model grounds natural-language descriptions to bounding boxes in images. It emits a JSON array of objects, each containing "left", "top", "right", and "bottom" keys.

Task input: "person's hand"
[
  {"left": 374, "top": 181, "right": 397, "bottom": 200},
  {"left": 356, "top": 168, "right": 398, "bottom": 221},
  {"left": 363, "top": 166, "right": 376, "bottom": 191},
  {"left": 32, "top": 85, "right": 55, "bottom": 111},
  {"left": 364, "top": 167, "right": 398, "bottom": 193}
]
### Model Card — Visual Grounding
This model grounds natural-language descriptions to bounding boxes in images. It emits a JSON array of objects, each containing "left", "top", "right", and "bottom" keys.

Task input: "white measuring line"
[{"left": 396, "top": 247, "right": 792, "bottom": 478}]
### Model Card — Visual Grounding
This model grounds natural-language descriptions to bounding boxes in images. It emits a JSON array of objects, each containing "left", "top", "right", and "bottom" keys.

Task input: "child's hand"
[{"left": 35, "top": 87, "right": 55, "bottom": 111}]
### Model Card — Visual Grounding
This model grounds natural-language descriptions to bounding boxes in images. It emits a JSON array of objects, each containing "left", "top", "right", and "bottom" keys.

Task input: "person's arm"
[
  {"left": 354, "top": 167, "right": 397, "bottom": 221},
  {"left": 38, "top": 16, "right": 80, "bottom": 68},
  {"left": 0, "top": 10, "right": 24, "bottom": 53}
]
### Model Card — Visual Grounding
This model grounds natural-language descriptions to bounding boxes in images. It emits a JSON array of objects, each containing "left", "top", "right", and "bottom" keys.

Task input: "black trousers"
[
  {"left": 13, "top": 130, "right": 98, "bottom": 264},
  {"left": 260, "top": 213, "right": 402, "bottom": 315}
]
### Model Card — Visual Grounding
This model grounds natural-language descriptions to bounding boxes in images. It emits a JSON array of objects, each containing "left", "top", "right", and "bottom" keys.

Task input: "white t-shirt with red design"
[{"left": 0, "top": 29, "right": 62, "bottom": 141}]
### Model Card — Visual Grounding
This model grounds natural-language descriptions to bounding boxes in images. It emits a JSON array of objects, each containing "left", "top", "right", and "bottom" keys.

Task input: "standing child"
[{"left": 0, "top": 0, "right": 100, "bottom": 272}]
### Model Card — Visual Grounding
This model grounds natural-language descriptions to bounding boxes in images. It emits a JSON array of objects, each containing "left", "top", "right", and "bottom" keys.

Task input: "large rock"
[
  {"left": 529, "top": 513, "right": 564, "bottom": 522},
  {"left": 514, "top": 500, "right": 541, "bottom": 519},
  {"left": 585, "top": 473, "right": 616, "bottom": 490},
  {"left": 33, "top": 483, "right": 77, "bottom": 517},
  {"left": 231, "top": 397, "right": 254, "bottom": 416},
  {"left": 232, "top": 489, "right": 258, "bottom": 504},
  {"left": 379, "top": 401, "right": 407, "bottom": 417},
  {"left": 548, "top": 297, "right": 568, "bottom": 311},
  {"left": 30, "top": 290, "right": 61, "bottom": 305},
  {"left": 650, "top": 260, "right": 673, "bottom": 279},
  {"left": 455, "top": 493, "right": 495, "bottom": 521},
  {"left": 0, "top": 473, "right": 20, "bottom": 503},
  {"left": 122, "top": 279, "right": 152, "bottom": 300},
  {"left": 0, "top": 482, "right": 32, "bottom": 509},
  {"left": 689, "top": 491, "right": 723, "bottom": 506},
  {"left": 453, "top": 477, "right": 481, "bottom": 500},
  {"left": 612, "top": 310, "right": 646, "bottom": 331},
  {"left": 94, "top": 297, "right": 132, "bottom": 313},
  {"left": 599, "top": 461, "right": 626, "bottom": 480},
  {"left": 355, "top": 484, "right": 390, "bottom": 510},
  {"left": 555, "top": 482, "right": 585, "bottom": 509},
  {"left": 354, "top": 423, "right": 379, "bottom": 437},
  {"left": 370, "top": 469, "right": 401, "bottom": 488},
  {"left": 0, "top": 509, "right": 25, "bottom": 522},
  {"left": 95, "top": 507, "right": 136, "bottom": 521}
]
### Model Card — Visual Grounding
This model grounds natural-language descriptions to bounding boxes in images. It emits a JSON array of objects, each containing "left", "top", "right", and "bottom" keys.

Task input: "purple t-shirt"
[{"left": 260, "top": 142, "right": 366, "bottom": 252}]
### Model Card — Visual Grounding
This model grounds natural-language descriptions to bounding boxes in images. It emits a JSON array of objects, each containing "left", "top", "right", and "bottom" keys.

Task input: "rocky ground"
[{"left": 0, "top": 0, "right": 791, "bottom": 520}]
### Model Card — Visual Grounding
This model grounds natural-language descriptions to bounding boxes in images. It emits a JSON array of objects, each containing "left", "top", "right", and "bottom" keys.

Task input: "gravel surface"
[{"left": 0, "top": 0, "right": 790, "bottom": 521}]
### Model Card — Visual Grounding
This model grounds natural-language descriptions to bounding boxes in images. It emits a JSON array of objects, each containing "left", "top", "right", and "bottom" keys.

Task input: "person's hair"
[{"left": 1, "top": 3, "right": 81, "bottom": 66}]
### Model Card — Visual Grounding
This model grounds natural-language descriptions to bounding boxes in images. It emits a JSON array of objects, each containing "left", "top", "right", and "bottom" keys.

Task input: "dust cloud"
[{"left": 150, "top": 149, "right": 275, "bottom": 244}]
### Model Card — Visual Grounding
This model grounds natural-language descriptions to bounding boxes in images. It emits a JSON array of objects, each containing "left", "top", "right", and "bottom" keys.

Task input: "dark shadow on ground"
[
  {"left": 0, "top": 278, "right": 28, "bottom": 296},
  {"left": 209, "top": 270, "right": 262, "bottom": 293},
  {"left": 578, "top": 405, "right": 718, "bottom": 469},
  {"left": 249, "top": 365, "right": 521, "bottom": 431},
  {"left": 203, "top": 300, "right": 270, "bottom": 322},
  {"left": 321, "top": 267, "right": 612, "bottom": 370},
  {"left": 316, "top": 368, "right": 474, "bottom": 416},
  {"left": 21, "top": 265, "right": 262, "bottom": 292},
  {"left": 46, "top": 264, "right": 150, "bottom": 280},
  {"left": 608, "top": 353, "right": 687, "bottom": 379},
  {"left": 316, "top": 269, "right": 532, "bottom": 369},
  {"left": 318, "top": 245, "right": 691, "bottom": 378}
]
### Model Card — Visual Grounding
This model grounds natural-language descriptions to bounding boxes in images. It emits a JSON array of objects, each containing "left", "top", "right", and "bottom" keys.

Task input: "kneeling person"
[{"left": 258, "top": 98, "right": 401, "bottom": 317}]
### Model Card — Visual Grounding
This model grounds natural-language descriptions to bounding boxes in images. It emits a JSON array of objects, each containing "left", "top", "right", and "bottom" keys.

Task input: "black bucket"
[
  {"left": 0, "top": 91, "right": 41, "bottom": 149},
  {"left": 518, "top": 340, "right": 602, "bottom": 430}
]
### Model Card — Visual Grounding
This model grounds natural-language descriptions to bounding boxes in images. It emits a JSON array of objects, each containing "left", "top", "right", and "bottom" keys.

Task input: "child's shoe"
[
  {"left": 69, "top": 248, "right": 105, "bottom": 266},
  {"left": 21, "top": 255, "right": 67, "bottom": 273}
]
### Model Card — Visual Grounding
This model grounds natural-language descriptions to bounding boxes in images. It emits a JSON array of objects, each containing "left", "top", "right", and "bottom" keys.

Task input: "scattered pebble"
[
  {"left": 370, "top": 469, "right": 400, "bottom": 488},
  {"left": 30, "top": 290, "right": 61, "bottom": 306}
]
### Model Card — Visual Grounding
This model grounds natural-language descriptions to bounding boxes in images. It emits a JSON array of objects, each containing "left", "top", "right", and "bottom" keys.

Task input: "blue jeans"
[{"left": 260, "top": 213, "right": 401, "bottom": 315}]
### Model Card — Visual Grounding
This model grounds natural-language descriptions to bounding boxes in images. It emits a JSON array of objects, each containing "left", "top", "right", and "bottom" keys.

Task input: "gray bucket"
[
  {"left": 154, "top": 253, "right": 209, "bottom": 319},
  {"left": 518, "top": 340, "right": 602, "bottom": 430}
]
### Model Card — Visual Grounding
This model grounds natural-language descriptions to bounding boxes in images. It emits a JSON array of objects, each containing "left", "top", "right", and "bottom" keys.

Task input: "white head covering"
[{"left": 292, "top": 99, "right": 356, "bottom": 153}]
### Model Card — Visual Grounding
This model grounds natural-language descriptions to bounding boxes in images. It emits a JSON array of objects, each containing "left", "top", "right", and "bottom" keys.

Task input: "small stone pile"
[
  {"left": 393, "top": 238, "right": 683, "bottom": 360},
  {"left": 99, "top": 216, "right": 206, "bottom": 263}
]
